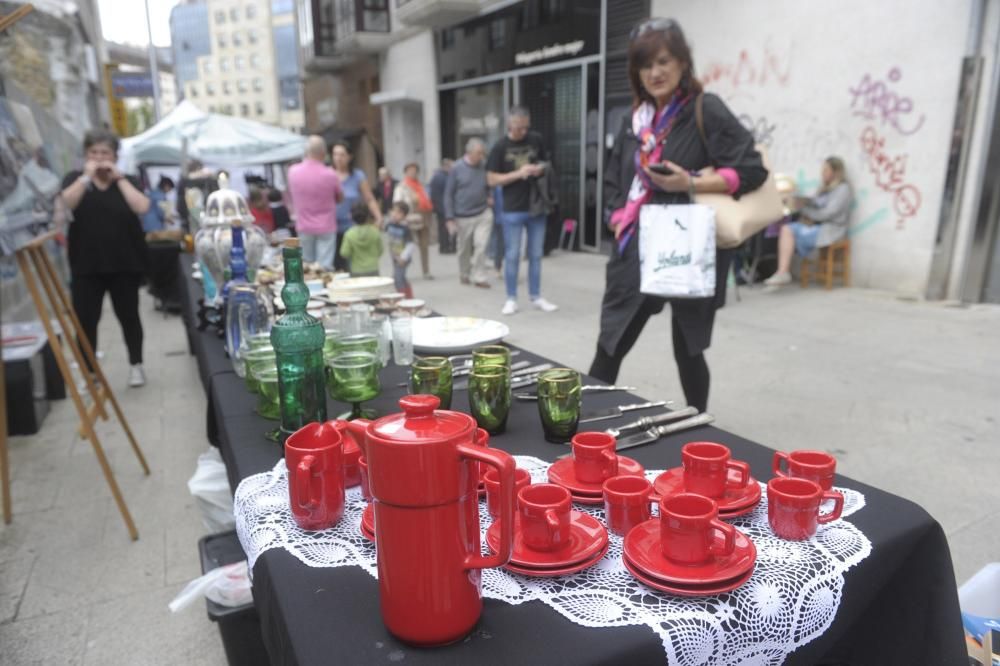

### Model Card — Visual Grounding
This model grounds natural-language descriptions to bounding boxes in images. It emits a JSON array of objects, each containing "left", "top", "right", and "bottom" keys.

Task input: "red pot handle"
[
  {"left": 772, "top": 451, "right": 790, "bottom": 478},
  {"left": 296, "top": 455, "right": 319, "bottom": 510},
  {"left": 457, "top": 443, "right": 515, "bottom": 570},
  {"left": 818, "top": 490, "right": 844, "bottom": 524}
]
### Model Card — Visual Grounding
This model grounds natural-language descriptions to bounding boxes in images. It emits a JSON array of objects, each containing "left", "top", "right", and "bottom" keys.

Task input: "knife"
[
  {"left": 454, "top": 362, "right": 554, "bottom": 391},
  {"left": 449, "top": 350, "right": 521, "bottom": 365},
  {"left": 613, "top": 413, "right": 715, "bottom": 452},
  {"left": 513, "top": 385, "right": 637, "bottom": 401},
  {"left": 557, "top": 413, "right": 715, "bottom": 459},
  {"left": 578, "top": 400, "right": 670, "bottom": 424},
  {"left": 605, "top": 406, "right": 699, "bottom": 438}
]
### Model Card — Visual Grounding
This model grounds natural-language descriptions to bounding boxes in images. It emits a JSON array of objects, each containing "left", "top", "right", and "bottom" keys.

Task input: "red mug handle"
[
  {"left": 457, "top": 443, "right": 515, "bottom": 570},
  {"left": 725, "top": 460, "right": 751, "bottom": 489},
  {"left": 772, "top": 451, "right": 789, "bottom": 478},
  {"left": 296, "top": 455, "right": 319, "bottom": 510},
  {"left": 601, "top": 448, "right": 619, "bottom": 478},
  {"left": 709, "top": 519, "right": 736, "bottom": 557},
  {"left": 818, "top": 491, "right": 844, "bottom": 524}
]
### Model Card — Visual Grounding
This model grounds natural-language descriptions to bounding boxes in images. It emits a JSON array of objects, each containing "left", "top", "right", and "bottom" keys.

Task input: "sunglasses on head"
[{"left": 629, "top": 17, "right": 678, "bottom": 40}]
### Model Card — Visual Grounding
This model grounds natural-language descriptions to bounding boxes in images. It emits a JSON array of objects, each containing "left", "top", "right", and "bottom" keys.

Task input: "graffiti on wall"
[
  {"left": 859, "top": 125, "right": 922, "bottom": 229},
  {"left": 737, "top": 113, "right": 777, "bottom": 147},
  {"left": 700, "top": 40, "right": 793, "bottom": 90},
  {"left": 847, "top": 67, "right": 926, "bottom": 136}
]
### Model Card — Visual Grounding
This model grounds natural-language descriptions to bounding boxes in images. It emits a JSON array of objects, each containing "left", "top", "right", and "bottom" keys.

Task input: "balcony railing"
[{"left": 394, "top": 0, "right": 482, "bottom": 29}]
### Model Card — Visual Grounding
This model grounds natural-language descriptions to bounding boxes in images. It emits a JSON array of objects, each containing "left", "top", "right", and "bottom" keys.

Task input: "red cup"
[
  {"left": 285, "top": 421, "right": 345, "bottom": 531},
  {"left": 681, "top": 441, "right": 750, "bottom": 498},
  {"left": 603, "top": 475, "right": 653, "bottom": 536},
  {"left": 572, "top": 431, "right": 619, "bottom": 484},
  {"left": 358, "top": 456, "right": 371, "bottom": 501},
  {"left": 518, "top": 483, "right": 572, "bottom": 552},
  {"left": 659, "top": 493, "right": 736, "bottom": 564},
  {"left": 773, "top": 450, "right": 837, "bottom": 491},
  {"left": 484, "top": 467, "right": 531, "bottom": 519},
  {"left": 767, "top": 477, "right": 844, "bottom": 540},
  {"left": 332, "top": 420, "right": 362, "bottom": 487}
]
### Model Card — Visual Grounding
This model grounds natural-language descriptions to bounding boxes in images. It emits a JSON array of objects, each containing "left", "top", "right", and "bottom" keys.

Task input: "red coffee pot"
[{"left": 345, "top": 395, "right": 516, "bottom": 646}]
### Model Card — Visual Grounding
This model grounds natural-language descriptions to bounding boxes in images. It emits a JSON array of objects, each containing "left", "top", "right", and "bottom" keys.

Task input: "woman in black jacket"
[{"left": 589, "top": 18, "right": 767, "bottom": 412}]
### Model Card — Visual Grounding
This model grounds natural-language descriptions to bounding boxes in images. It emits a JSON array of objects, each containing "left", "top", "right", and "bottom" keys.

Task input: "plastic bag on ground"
[
  {"left": 188, "top": 448, "right": 235, "bottom": 532},
  {"left": 168, "top": 561, "right": 252, "bottom": 612}
]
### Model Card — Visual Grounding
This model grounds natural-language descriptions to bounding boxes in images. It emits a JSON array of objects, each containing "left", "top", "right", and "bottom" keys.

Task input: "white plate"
[
  {"left": 411, "top": 317, "right": 510, "bottom": 354},
  {"left": 326, "top": 276, "right": 395, "bottom": 302}
]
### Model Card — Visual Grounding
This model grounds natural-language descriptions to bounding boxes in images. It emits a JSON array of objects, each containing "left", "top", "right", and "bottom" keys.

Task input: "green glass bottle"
[{"left": 270, "top": 238, "right": 327, "bottom": 440}]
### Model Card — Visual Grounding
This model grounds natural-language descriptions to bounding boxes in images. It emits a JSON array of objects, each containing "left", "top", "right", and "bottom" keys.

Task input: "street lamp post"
[{"left": 144, "top": 0, "right": 161, "bottom": 122}]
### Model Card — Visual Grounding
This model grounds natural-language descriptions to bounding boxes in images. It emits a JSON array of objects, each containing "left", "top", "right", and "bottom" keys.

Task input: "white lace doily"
[{"left": 235, "top": 456, "right": 872, "bottom": 665}]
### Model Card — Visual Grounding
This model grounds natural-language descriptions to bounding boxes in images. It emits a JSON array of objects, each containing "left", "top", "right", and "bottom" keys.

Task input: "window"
[
  {"left": 214, "top": 10, "right": 225, "bottom": 24},
  {"left": 246, "top": 4, "right": 256, "bottom": 19},
  {"left": 238, "top": 79, "right": 248, "bottom": 93},
  {"left": 217, "top": 33, "right": 227, "bottom": 48},
  {"left": 441, "top": 28, "right": 455, "bottom": 50},
  {"left": 224, "top": 103, "right": 234, "bottom": 114},
  {"left": 256, "top": 101, "right": 264, "bottom": 116},
  {"left": 188, "top": 84, "right": 198, "bottom": 98},
  {"left": 229, "top": 7, "right": 239, "bottom": 21},
  {"left": 232, "top": 31, "right": 242, "bottom": 46},
  {"left": 235, "top": 55, "right": 245, "bottom": 70},
  {"left": 250, "top": 54, "right": 260, "bottom": 68},
  {"left": 222, "top": 81, "right": 231, "bottom": 94},
  {"left": 203, "top": 60, "right": 213, "bottom": 74},
  {"left": 488, "top": 19, "right": 507, "bottom": 50},
  {"left": 205, "top": 82, "right": 215, "bottom": 95},
  {"left": 209, "top": 105, "right": 216, "bottom": 112},
  {"left": 220, "top": 57, "right": 229, "bottom": 72},
  {"left": 240, "top": 103, "right": 249, "bottom": 116},
  {"left": 253, "top": 77, "right": 263, "bottom": 91},
  {"left": 247, "top": 28, "right": 257, "bottom": 44}
]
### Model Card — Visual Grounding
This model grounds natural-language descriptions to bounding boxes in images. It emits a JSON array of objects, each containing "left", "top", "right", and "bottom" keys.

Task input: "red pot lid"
[{"left": 369, "top": 395, "right": 474, "bottom": 445}]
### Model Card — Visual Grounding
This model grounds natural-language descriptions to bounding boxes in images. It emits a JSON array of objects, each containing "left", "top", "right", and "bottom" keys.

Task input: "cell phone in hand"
[{"left": 647, "top": 163, "right": 674, "bottom": 175}]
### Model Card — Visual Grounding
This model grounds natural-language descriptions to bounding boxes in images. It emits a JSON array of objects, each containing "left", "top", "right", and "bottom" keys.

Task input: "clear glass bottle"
[{"left": 270, "top": 238, "right": 327, "bottom": 440}]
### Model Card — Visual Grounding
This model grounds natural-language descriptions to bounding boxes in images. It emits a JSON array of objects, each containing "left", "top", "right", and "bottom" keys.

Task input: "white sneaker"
[
  {"left": 763, "top": 272, "right": 792, "bottom": 287},
  {"left": 128, "top": 364, "right": 146, "bottom": 387},
  {"left": 531, "top": 297, "right": 559, "bottom": 312},
  {"left": 501, "top": 299, "right": 518, "bottom": 316}
]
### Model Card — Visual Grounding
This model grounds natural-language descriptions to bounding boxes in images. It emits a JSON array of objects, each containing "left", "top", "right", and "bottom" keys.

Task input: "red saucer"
[
  {"left": 360, "top": 522, "right": 375, "bottom": 542},
  {"left": 622, "top": 518, "right": 756, "bottom": 585},
  {"left": 570, "top": 493, "right": 604, "bottom": 506},
  {"left": 623, "top": 554, "right": 754, "bottom": 596},
  {"left": 547, "top": 455, "right": 645, "bottom": 496},
  {"left": 361, "top": 504, "right": 375, "bottom": 535},
  {"left": 487, "top": 511, "right": 608, "bottom": 568},
  {"left": 503, "top": 542, "right": 609, "bottom": 577},
  {"left": 719, "top": 503, "right": 758, "bottom": 519},
  {"left": 651, "top": 467, "right": 762, "bottom": 513}
]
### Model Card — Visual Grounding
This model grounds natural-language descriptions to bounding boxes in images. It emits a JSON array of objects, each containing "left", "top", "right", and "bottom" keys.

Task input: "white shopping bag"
[{"left": 638, "top": 203, "right": 716, "bottom": 299}]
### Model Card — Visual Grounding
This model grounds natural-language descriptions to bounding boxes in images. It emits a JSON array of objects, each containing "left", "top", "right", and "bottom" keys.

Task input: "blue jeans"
[
  {"left": 500, "top": 211, "right": 546, "bottom": 299},
  {"left": 392, "top": 260, "right": 411, "bottom": 293},
  {"left": 299, "top": 232, "right": 338, "bottom": 270}
]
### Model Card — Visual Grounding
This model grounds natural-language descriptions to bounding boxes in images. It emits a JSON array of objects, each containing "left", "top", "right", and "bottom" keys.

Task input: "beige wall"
[{"left": 378, "top": 30, "right": 440, "bottom": 176}]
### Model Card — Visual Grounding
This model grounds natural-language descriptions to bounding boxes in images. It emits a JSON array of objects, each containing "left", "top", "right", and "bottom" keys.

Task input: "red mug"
[
  {"left": 332, "top": 419, "right": 362, "bottom": 487},
  {"left": 572, "top": 431, "right": 619, "bottom": 484},
  {"left": 602, "top": 475, "right": 653, "bottom": 536},
  {"left": 484, "top": 467, "right": 531, "bottom": 519},
  {"left": 518, "top": 484, "right": 572, "bottom": 552},
  {"left": 773, "top": 450, "right": 836, "bottom": 491},
  {"left": 682, "top": 441, "right": 750, "bottom": 499},
  {"left": 358, "top": 456, "right": 371, "bottom": 501},
  {"left": 659, "top": 493, "right": 736, "bottom": 565},
  {"left": 767, "top": 477, "right": 844, "bottom": 540},
  {"left": 285, "top": 421, "right": 345, "bottom": 531}
]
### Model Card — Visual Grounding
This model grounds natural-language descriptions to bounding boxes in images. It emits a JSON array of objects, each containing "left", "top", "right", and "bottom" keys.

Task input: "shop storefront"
[{"left": 435, "top": 0, "right": 605, "bottom": 251}]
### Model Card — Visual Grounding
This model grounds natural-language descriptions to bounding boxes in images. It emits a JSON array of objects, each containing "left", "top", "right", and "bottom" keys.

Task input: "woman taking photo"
[
  {"left": 331, "top": 141, "right": 381, "bottom": 271},
  {"left": 589, "top": 18, "right": 768, "bottom": 412},
  {"left": 60, "top": 129, "right": 150, "bottom": 387}
]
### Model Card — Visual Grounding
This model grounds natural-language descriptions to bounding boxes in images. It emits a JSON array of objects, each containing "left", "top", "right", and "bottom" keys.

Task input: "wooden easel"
[{"left": 3, "top": 232, "right": 150, "bottom": 539}]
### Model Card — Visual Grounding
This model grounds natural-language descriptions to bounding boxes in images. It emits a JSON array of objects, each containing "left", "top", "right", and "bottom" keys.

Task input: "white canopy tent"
[{"left": 118, "top": 100, "right": 306, "bottom": 174}]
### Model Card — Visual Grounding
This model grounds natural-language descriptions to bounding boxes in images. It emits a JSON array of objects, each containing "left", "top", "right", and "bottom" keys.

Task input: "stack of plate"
[
  {"left": 485, "top": 514, "right": 609, "bottom": 577},
  {"left": 651, "top": 467, "right": 762, "bottom": 518},
  {"left": 326, "top": 277, "right": 395, "bottom": 302},
  {"left": 411, "top": 317, "right": 510, "bottom": 354}
]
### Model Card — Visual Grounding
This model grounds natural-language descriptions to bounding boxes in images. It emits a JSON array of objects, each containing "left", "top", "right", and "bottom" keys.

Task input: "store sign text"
[{"left": 515, "top": 40, "right": 586, "bottom": 66}]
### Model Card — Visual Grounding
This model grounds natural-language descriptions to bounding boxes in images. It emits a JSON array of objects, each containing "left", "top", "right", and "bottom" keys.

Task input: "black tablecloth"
[{"left": 180, "top": 263, "right": 966, "bottom": 665}]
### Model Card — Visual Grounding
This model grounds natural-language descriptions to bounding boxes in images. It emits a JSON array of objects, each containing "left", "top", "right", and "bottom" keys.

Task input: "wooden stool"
[{"left": 801, "top": 238, "right": 850, "bottom": 289}]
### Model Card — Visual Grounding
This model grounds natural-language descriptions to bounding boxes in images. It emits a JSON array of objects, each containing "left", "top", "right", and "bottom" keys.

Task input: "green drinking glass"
[
  {"left": 244, "top": 347, "right": 276, "bottom": 394},
  {"left": 323, "top": 328, "right": 342, "bottom": 356},
  {"left": 256, "top": 367, "right": 282, "bottom": 421},
  {"left": 409, "top": 356, "right": 453, "bottom": 409},
  {"left": 472, "top": 344, "right": 511, "bottom": 370},
  {"left": 326, "top": 351, "right": 381, "bottom": 420},
  {"left": 536, "top": 368, "right": 582, "bottom": 443},
  {"left": 468, "top": 364, "right": 510, "bottom": 435},
  {"left": 333, "top": 332, "right": 380, "bottom": 358},
  {"left": 246, "top": 332, "right": 273, "bottom": 351}
]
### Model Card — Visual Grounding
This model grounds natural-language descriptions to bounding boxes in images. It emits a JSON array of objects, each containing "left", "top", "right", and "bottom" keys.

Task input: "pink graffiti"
[
  {"left": 701, "top": 42, "right": 791, "bottom": 89},
  {"left": 860, "top": 126, "right": 922, "bottom": 229},
  {"left": 848, "top": 68, "right": 925, "bottom": 136}
]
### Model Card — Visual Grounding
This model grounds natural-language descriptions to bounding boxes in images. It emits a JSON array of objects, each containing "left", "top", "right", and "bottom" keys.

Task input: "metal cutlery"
[
  {"left": 453, "top": 362, "right": 554, "bottom": 391},
  {"left": 452, "top": 359, "right": 531, "bottom": 378},
  {"left": 513, "top": 385, "right": 637, "bottom": 401},
  {"left": 578, "top": 400, "right": 670, "bottom": 424},
  {"left": 604, "top": 406, "right": 698, "bottom": 438},
  {"left": 556, "top": 412, "right": 714, "bottom": 459}
]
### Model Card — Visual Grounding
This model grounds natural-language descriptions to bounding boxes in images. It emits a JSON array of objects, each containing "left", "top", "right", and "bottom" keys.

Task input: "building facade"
[
  {"left": 172, "top": 0, "right": 304, "bottom": 132},
  {"left": 170, "top": 0, "right": 212, "bottom": 98}
]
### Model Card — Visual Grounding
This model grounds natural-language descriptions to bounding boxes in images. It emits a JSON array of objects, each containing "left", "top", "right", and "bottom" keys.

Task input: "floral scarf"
[
  {"left": 610, "top": 92, "right": 690, "bottom": 254},
  {"left": 403, "top": 176, "right": 433, "bottom": 213}
]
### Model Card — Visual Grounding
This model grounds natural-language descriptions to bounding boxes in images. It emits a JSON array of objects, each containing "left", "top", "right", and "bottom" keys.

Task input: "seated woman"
[{"left": 765, "top": 156, "right": 853, "bottom": 286}]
